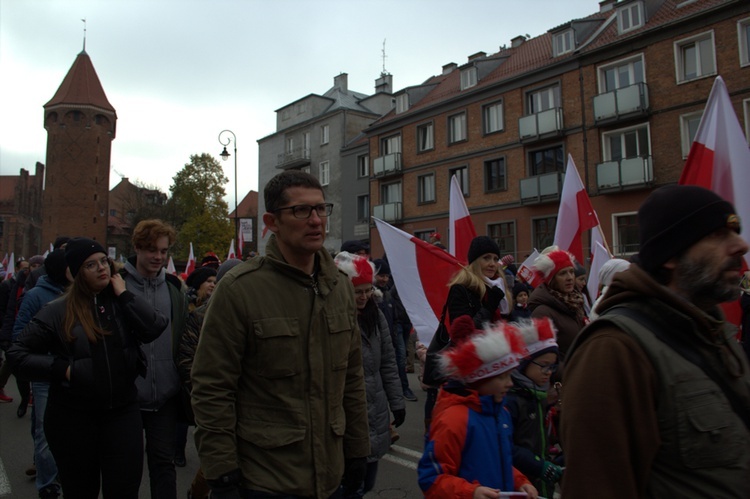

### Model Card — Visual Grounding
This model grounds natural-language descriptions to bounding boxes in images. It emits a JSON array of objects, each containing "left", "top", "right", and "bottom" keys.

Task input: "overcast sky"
[{"left": 1, "top": 0, "right": 599, "bottom": 209}]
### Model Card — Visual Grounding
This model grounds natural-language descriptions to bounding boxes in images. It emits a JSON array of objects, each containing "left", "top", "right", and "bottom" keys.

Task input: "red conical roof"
[{"left": 44, "top": 50, "right": 116, "bottom": 115}]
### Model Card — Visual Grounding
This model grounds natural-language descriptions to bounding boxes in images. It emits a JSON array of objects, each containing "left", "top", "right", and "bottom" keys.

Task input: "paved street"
[{"left": 0, "top": 371, "right": 426, "bottom": 498}]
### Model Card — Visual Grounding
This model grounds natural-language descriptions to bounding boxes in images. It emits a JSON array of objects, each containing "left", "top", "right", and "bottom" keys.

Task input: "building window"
[
  {"left": 680, "top": 112, "right": 703, "bottom": 158},
  {"left": 488, "top": 221, "right": 516, "bottom": 256},
  {"left": 460, "top": 67, "right": 477, "bottom": 90},
  {"left": 598, "top": 55, "right": 645, "bottom": 92},
  {"left": 614, "top": 212, "right": 639, "bottom": 256},
  {"left": 381, "top": 182, "right": 402, "bottom": 204},
  {"left": 553, "top": 30, "right": 574, "bottom": 56},
  {"left": 617, "top": 1, "right": 644, "bottom": 34},
  {"left": 282, "top": 108, "right": 290, "bottom": 121},
  {"left": 414, "top": 230, "right": 433, "bottom": 242},
  {"left": 745, "top": 99, "right": 750, "bottom": 144},
  {"left": 381, "top": 134, "right": 401, "bottom": 155},
  {"left": 0, "top": 220, "right": 4, "bottom": 237},
  {"left": 674, "top": 31, "right": 716, "bottom": 83},
  {"left": 529, "top": 145, "right": 564, "bottom": 176},
  {"left": 528, "top": 85, "right": 560, "bottom": 114},
  {"left": 395, "top": 93, "right": 409, "bottom": 114},
  {"left": 603, "top": 124, "right": 651, "bottom": 162},
  {"left": 321, "top": 124, "right": 330, "bottom": 145},
  {"left": 357, "top": 155, "right": 369, "bottom": 178},
  {"left": 303, "top": 132, "right": 310, "bottom": 155},
  {"left": 739, "top": 18, "right": 750, "bottom": 67},
  {"left": 296, "top": 102, "right": 306, "bottom": 115},
  {"left": 484, "top": 158, "right": 507, "bottom": 192},
  {"left": 533, "top": 217, "right": 557, "bottom": 251},
  {"left": 418, "top": 174, "right": 436, "bottom": 204},
  {"left": 109, "top": 209, "right": 117, "bottom": 216},
  {"left": 357, "top": 194, "right": 369, "bottom": 222},
  {"left": 286, "top": 137, "right": 294, "bottom": 154},
  {"left": 319, "top": 161, "right": 330, "bottom": 186},
  {"left": 483, "top": 101, "right": 504, "bottom": 134},
  {"left": 449, "top": 166, "right": 469, "bottom": 196},
  {"left": 417, "top": 123, "right": 434, "bottom": 152},
  {"left": 448, "top": 113, "right": 467, "bottom": 144}
]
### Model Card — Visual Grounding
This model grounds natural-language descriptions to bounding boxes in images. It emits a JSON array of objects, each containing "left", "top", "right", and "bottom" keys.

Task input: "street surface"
[{"left": 0, "top": 371, "right": 426, "bottom": 498}]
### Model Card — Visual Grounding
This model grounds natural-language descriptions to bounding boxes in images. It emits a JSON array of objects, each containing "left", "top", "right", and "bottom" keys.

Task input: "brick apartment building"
[
  {"left": 0, "top": 163, "right": 44, "bottom": 258},
  {"left": 363, "top": 0, "right": 750, "bottom": 262}
]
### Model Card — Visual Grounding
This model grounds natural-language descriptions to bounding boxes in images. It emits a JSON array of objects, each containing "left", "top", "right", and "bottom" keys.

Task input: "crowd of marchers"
[{"left": 0, "top": 170, "right": 749, "bottom": 499}]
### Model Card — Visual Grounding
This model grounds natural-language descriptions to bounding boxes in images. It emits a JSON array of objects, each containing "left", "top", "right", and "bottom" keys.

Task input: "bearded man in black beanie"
[{"left": 562, "top": 185, "right": 750, "bottom": 498}]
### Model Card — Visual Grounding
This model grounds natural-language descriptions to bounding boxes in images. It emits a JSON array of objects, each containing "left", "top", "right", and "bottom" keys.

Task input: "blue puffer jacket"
[{"left": 13, "top": 275, "right": 66, "bottom": 340}]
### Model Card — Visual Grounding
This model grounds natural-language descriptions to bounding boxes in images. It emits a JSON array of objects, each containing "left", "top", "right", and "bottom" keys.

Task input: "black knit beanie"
[
  {"left": 186, "top": 267, "right": 217, "bottom": 290},
  {"left": 65, "top": 238, "right": 107, "bottom": 277},
  {"left": 638, "top": 185, "right": 739, "bottom": 273},
  {"left": 467, "top": 236, "right": 500, "bottom": 264},
  {"left": 44, "top": 249, "right": 69, "bottom": 287}
]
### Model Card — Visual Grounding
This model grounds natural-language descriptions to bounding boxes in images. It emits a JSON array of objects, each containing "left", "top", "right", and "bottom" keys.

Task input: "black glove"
[
  {"left": 341, "top": 456, "right": 367, "bottom": 496},
  {"left": 207, "top": 469, "right": 242, "bottom": 499},
  {"left": 484, "top": 286, "right": 504, "bottom": 312},
  {"left": 392, "top": 408, "right": 406, "bottom": 428},
  {"left": 542, "top": 460, "right": 563, "bottom": 483}
]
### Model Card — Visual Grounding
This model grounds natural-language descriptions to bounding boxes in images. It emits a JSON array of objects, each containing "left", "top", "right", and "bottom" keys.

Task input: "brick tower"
[{"left": 42, "top": 49, "right": 116, "bottom": 245}]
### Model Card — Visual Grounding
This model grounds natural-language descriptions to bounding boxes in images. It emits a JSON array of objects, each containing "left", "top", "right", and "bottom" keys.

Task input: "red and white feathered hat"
[
  {"left": 514, "top": 317, "right": 559, "bottom": 358},
  {"left": 439, "top": 316, "right": 527, "bottom": 383},
  {"left": 532, "top": 247, "right": 576, "bottom": 284},
  {"left": 334, "top": 251, "right": 374, "bottom": 287}
]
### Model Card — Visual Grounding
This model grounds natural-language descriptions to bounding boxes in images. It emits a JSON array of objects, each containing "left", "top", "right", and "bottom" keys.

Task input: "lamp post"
[{"left": 218, "top": 129, "right": 238, "bottom": 255}]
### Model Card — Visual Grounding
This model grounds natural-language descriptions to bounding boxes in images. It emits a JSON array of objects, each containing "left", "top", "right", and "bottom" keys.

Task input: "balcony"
[
  {"left": 372, "top": 202, "right": 402, "bottom": 222},
  {"left": 593, "top": 82, "right": 649, "bottom": 124},
  {"left": 373, "top": 153, "right": 402, "bottom": 178},
  {"left": 596, "top": 156, "right": 653, "bottom": 190},
  {"left": 276, "top": 147, "right": 311, "bottom": 169},
  {"left": 519, "top": 172, "right": 563, "bottom": 204},
  {"left": 518, "top": 108, "right": 564, "bottom": 142}
]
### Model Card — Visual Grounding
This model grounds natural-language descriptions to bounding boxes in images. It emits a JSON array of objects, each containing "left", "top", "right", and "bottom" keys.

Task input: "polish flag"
[
  {"left": 5, "top": 252, "right": 14, "bottom": 280},
  {"left": 516, "top": 249, "right": 542, "bottom": 287},
  {"left": 587, "top": 241, "right": 612, "bottom": 300},
  {"left": 554, "top": 155, "right": 600, "bottom": 264},
  {"left": 184, "top": 243, "right": 196, "bottom": 276},
  {"left": 227, "top": 238, "right": 236, "bottom": 260},
  {"left": 679, "top": 75, "right": 750, "bottom": 325},
  {"left": 1, "top": 253, "right": 8, "bottom": 269},
  {"left": 449, "top": 174, "right": 477, "bottom": 264},
  {"left": 166, "top": 256, "right": 176, "bottom": 275},
  {"left": 237, "top": 228, "right": 244, "bottom": 259},
  {"left": 375, "top": 218, "right": 463, "bottom": 344}
]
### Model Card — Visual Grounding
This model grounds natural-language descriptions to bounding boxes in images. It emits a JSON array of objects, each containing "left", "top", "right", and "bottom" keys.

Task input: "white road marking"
[
  {"left": 0, "top": 458, "right": 10, "bottom": 496},
  {"left": 382, "top": 452, "right": 418, "bottom": 470},
  {"left": 389, "top": 444, "right": 423, "bottom": 460}
]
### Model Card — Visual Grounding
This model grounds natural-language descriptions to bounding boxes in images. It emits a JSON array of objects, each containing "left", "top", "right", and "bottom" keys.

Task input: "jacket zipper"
[{"left": 95, "top": 295, "right": 114, "bottom": 409}]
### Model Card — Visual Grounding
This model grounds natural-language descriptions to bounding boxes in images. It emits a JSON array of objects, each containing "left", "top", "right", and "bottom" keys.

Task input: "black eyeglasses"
[
  {"left": 530, "top": 360, "right": 559, "bottom": 374},
  {"left": 82, "top": 256, "right": 110, "bottom": 272},
  {"left": 273, "top": 203, "right": 334, "bottom": 219}
]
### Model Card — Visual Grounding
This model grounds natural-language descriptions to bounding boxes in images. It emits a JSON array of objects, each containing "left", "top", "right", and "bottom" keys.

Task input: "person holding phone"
[{"left": 9, "top": 237, "right": 168, "bottom": 498}]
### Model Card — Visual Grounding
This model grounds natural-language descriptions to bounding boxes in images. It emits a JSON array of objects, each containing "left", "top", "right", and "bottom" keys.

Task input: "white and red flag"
[
  {"left": 587, "top": 241, "right": 612, "bottom": 300},
  {"left": 184, "top": 243, "right": 196, "bottom": 276},
  {"left": 375, "top": 218, "right": 463, "bottom": 344},
  {"left": 554, "top": 155, "right": 600, "bottom": 264},
  {"left": 679, "top": 75, "right": 750, "bottom": 325},
  {"left": 166, "top": 256, "right": 177, "bottom": 275},
  {"left": 449, "top": 174, "right": 477, "bottom": 264},
  {"left": 1, "top": 253, "right": 8, "bottom": 269},
  {"left": 516, "top": 249, "right": 542, "bottom": 287},
  {"left": 5, "top": 252, "right": 15, "bottom": 280},
  {"left": 227, "top": 238, "right": 236, "bottom": 260},
  {"left": 237, "top": 228, "right": 244, "bottom": 259}
]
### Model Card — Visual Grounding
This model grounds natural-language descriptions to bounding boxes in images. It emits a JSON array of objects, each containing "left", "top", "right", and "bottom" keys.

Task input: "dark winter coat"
[{"left": 528, "top": 283, "right": 585, "bottom": 359}]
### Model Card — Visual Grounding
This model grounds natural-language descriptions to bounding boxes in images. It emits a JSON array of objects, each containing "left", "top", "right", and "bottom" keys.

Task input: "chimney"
[
  {"left": 334, "top": 73, "right": 348, "bottom": 92},
  {"left": 468, "top": 51, "right": 487, "bottom": 62},
  {"left": 375, "top": 73, "right": 393, "bottom": 94},
  {"left": 599, "top": 0, "right": 617, "bottom": 12},
  {"left": 442, "top": 63, "right": 458, "bottom": 75},
  {"left": 511, "top": 35, "right": 526, "bottom": 48}
]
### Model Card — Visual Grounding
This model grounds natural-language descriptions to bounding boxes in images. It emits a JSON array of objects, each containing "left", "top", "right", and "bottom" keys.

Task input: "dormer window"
[
  {"left": 618, "top": 1, "right": 644, "bottom": 34},
  {"left": 553, "top": 30, "right": 574, "bottom": 57},
  {"left": 395, "top": 93, "right": 409, "bottom": 114},
  {"left": 460, "top": 67, "right": 477, "bottom": 90}
]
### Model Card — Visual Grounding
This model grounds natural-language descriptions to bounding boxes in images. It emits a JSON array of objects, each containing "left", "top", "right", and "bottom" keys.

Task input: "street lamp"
[{"left": 218, "top": 129, "right": 238, "bottom": 256}]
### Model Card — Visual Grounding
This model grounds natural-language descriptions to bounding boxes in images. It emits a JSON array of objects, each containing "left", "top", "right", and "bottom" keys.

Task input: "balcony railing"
[
  {"left": 518, "top": 108, "right": 564, "bottom": 141},
  {"left": 372, "top": 202, "right": 402, "bottom": 222},
  {"left": 593, "top": 82, "right": 649, "bottom": 124},
  {"left": 276, "top": 147, "right": 311, "bottom": 169},
  {"left": 373, "top": 152, "right": 402, "bottom": 177},
  {"left": 519, "top": 171, "right": 563, "bottom": 203},
  {"left": 596, "top": 156, "right": 653, "bottom": 190}
]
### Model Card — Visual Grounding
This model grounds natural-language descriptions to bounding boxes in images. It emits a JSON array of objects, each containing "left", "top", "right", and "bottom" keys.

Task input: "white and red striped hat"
[{"left": 514, "top": 317, "right": 559, "bottom": 358}]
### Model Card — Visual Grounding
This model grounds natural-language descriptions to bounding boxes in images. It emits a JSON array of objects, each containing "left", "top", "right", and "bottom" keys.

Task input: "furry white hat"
[
  {"left": 334, "top": 251, "right": 375, "bottom": 287},
  {"left": 439, "top": 316, "right": 526, "bottom": 383},
  {"left": 514, "top": 317, "right": 558, "bottom": 358},
  {"left": 532, "top": 247, "right": 576, "bottom": 284}
]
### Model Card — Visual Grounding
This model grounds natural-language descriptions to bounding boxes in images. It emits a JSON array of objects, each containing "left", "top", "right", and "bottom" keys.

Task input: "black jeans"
[
  {"left": 142, "top": 396, "right": 179, "bottom": 499},
  {"left": 45, "top": 400, "right": 143, "bottom": 499}
]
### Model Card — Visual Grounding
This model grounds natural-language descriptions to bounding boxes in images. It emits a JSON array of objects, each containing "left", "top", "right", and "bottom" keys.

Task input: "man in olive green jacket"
[{"left": 191, "top": 171, "right": 370, "bottom": 499}]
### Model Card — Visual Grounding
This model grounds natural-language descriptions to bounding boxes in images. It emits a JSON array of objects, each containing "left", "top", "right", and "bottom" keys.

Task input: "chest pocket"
[
  {"left": 675, "top": 380, "right": 744, "bottom": 469},
  {"left": 253, "top": 317, "right": 301, "bottom": 378},
  {"left": 326, "top": 312, "right": 353, "bottom": 371}
]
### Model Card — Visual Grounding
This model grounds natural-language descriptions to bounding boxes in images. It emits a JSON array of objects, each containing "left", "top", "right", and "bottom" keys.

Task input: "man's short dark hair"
[{"left": 264, "top": 171, "right": 323, "bottom": 213}]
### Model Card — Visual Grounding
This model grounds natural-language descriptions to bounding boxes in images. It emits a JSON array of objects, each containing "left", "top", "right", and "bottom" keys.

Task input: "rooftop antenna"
[
  {"left": 381, "top": 38, "right": 388, "bottom": 75},
  {"left": 81, "top": 18, "right": 87, "bottom": 51}
]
